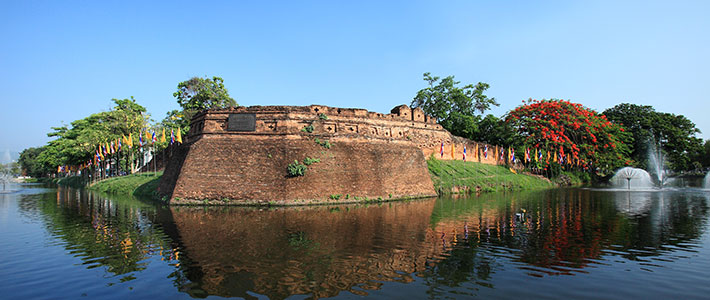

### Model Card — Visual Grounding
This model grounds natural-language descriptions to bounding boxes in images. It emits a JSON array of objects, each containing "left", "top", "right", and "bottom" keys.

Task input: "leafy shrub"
[
  {"left": 318, "top": 113, "right": 328, "bottom": 120},
  {"left": 287, "top": 160, "right": 307, "bottom": 177}
]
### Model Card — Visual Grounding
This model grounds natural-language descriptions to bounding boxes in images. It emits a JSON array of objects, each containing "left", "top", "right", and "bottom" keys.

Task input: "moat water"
[{"left": 1, "top": 184, "right": 709, "bottom": 299}]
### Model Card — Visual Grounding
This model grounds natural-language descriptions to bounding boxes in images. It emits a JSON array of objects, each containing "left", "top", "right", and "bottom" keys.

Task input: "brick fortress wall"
[{"left": 159, "top": 104, "right": 505, "bottom": 204}]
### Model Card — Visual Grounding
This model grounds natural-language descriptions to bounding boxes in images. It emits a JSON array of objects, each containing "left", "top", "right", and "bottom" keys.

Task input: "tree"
[
  {"left": 507, "top": 99, "right": 632, "bottom": 176},
  {"left": 411, "top": 72, "right": 498, "bottom": 139},
  {"left": 20, "top": 98, "right": 150, "bottom": 177},
  {"left": 173, "top": 76, "right": 236, "bottom": 117},
  {"left": 475, "top": 114, "right": 519, "bottom": 147},
  {"left": 603, "top": 103, "right": 703, "bottom": 171},
  {"left": 19, "top": 147, "right": 45, "bottom": 177}
]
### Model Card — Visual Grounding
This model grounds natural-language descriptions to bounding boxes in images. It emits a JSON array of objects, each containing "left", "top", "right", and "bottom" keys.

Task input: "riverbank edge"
[{"left": 54, "top": 160, "right": 559, "bottom": 205}]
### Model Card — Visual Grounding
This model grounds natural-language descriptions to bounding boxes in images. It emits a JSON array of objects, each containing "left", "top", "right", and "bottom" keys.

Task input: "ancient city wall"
[{"left": 159, "top": 104, "right": 505, "bottom": 204}]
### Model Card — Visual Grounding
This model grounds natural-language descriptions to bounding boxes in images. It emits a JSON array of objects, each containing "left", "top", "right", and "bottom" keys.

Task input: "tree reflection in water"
[{"left": 18, "top": 187, "right": 710, "bottom": 299}]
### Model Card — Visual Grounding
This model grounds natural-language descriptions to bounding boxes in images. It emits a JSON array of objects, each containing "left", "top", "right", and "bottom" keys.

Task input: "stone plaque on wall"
[{"left": 227, "top": 114, "right": 256, "bottom": 131}]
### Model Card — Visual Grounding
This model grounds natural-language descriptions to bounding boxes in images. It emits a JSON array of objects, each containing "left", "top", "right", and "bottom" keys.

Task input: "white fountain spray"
[
  {"left": 611, "top": 167, "right": 655, "bottom": 189},
  {"left": 704, "top": 172, "right": 710, "bottom": 189},
  {"left": 647, "top": 142, "right": 667, "bottom": 187},
  {"left": 0, "top": 173, "right": 13, "bottom": 192}
]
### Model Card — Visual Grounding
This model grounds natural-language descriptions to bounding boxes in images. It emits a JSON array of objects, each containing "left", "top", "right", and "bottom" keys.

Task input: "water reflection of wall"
[{"left": 170, "top": 199, "right": 442, "bottom": 299}]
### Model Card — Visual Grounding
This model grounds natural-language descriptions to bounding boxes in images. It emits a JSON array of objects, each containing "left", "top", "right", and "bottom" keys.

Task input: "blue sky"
[{"left": 1, "top": 0, "right": 708, "bottom": 153}]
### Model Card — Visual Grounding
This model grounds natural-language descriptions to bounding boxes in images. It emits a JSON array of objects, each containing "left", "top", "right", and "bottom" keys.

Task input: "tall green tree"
[
  {"left": 173, "top": 76, "right": 236, "bottom": 121},
  {"left": 411, "top": 72, "right": 498, "bottom": 139},
  {"left": 603, "top": 103, "right": 703, "bottom": 171}
]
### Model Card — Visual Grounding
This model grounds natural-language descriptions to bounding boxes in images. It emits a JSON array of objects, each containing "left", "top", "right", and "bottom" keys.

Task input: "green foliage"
[
  {"left": 329, "top": 194, "right": 342, "bottom": 200},
  {"left": 427, "top": 159, "right": 554, "bottom": 194},
  {"left": 173, "top": 76, "right": 236, "bottom": 112},
  {"left": 160, "top": 109, "right": 189, "bottom": 139},
  {"left": 474, "top": 114, "right": 519, "bottom": 146},
  {"left": 314, "top": 138, "right": 331, "bottom": 149},
  {"left": 301, "top": 124, "right": 314, "bottom": 133},
  {"left": 603, "top": 103, "right": 704, "bottom": 171},
  {"left": 20, "top": 97, "right": 150, "bottom": 177},
  {"left": 318, "top": 113, "right": 328, "bottom": 120},
  {"left": 287, "top": 160, "right": 307, "bottom": 177},
  {"left": 412, "top": 72, "right": 498, "bottom": 138},
  {"left": 19, "top": 147, "right": 46, "bottom": 177},
  {"left": 303, "top": 157, "right": 320, "bottom": 165},
  {"left": 56, "top": 176, "right": 88, "bottom": 188},
  {"left": 698, "top": 140, "right": 710, "bottom": 167}
]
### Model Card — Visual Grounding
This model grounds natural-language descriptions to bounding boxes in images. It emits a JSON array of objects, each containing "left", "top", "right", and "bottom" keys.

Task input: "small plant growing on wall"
[
  {"left": 287, "top": 160, "right": 307, "bottom": 177},
  {"left": 303, "top": 157, "right": 320, "bottom": 165},
  {"left": 301, "top": 124, "right": 314, "bottom": 133},
  {"left": 314, "top": 138, "right": 332, "bottom": 149},
  {"left": 318, "top": 113, "right": 328, "bottom": 120}
]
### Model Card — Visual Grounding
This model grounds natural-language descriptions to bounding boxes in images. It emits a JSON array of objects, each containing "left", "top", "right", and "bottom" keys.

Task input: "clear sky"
[{"left": 1, "top": 0, "right": 708, "bottom": 153}]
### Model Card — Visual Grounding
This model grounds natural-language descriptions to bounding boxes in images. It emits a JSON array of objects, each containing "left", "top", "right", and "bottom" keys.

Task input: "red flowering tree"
[{"left": 506, "top": 99, "right": 632, "bottom": 175}]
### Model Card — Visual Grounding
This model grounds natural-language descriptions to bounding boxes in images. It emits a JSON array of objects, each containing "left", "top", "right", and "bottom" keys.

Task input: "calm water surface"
[{"left": 1, "top": 184, "right": 709, "bottom": 299}]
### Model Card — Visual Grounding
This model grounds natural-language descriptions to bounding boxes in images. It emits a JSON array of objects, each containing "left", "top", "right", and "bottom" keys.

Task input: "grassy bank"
[
  {"left": 88, "top": 172, "right": 162, "bottom": 198},
  {"left": 427, "top": 159, "right": 555, "bottom": 194}
]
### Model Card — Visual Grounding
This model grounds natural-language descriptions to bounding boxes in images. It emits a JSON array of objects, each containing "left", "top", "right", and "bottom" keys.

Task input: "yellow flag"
[
  {"left": 176, "top": 128, "right": 183, "bottom": 144},
  {"left": 161, "top": 128, "right": 166, "bottom": 143},
  {"left": 128, "top": 133, "right": 133, "bottom": 148},
  {"left": 146, "top": 130, "right": 152, "bottom": 144},
  {"left": 451, "top": 143, "right": 455, "bottom": 159}
]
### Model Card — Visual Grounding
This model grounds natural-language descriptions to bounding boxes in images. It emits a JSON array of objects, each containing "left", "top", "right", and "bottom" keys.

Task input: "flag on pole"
[
  {"left": 525, "top": 148, "right": 531, "bottom": 163},
  {"left": 176, "top": 128, "right": 183, "bottom": 144},
  {"left": 128, "top": 133, "right": 133, "bottom": 148},
  {"left": 151, "top": 131, "right": 157, "bottom": 144},
  {"left": 161, "top": 128, "right": 166, "bottom": 143},
  {"left": 483, "top": 145, "right": 488, "bottom": 159},
  {"left": 510, "top": 147, "right": 516, "bottom": 163},
  {"left": 440, "top": 142, "right": 444, "bottom": 158},
  {"left": 537, "top": 148, "right": 541, "bottom": 162},
  {"left": 463, "top": 145, "right": 467, "bottom": 161},
  {"left": 170, "top": 128, "right": 175, "bottom": 145},
  {"left": 451, "top": 143, "right": 455, "bottom": 159},
  {"left": 139, "top": 131, "right": 144, "bottom": 147}
]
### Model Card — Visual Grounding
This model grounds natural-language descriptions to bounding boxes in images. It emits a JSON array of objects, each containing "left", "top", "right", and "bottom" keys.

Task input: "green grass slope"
[
  {"left": 427, "top": 159, "right": 554, "bottom": 194},
  {"left": 89, "top": 172, "right": 162, "bottom": 198}
]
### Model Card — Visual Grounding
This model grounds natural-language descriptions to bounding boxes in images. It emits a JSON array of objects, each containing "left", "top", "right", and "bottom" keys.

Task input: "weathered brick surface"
[{"left": 160, "top": 104, "right": 506, "bottom": 204}]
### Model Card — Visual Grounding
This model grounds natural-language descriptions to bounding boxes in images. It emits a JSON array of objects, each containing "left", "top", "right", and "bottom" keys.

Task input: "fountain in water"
[
  {"left": 610, "top": 167, "right": 655, "bottom": 189},
  {"left": 647, "top": 142, "right": 667, "bottom": 187},
  {"left": 704, "top": 173, "right": 710, "bottom": 189},
  {"left": 0, "top": 173, "right": 14, "bottom": 192}
]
